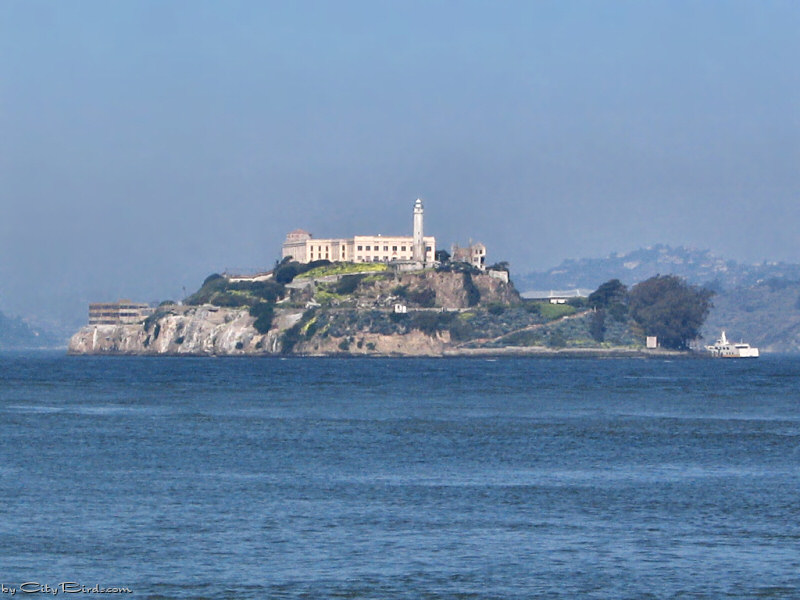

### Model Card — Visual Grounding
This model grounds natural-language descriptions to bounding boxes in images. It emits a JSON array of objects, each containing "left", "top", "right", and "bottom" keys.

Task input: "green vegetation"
[
  {"left": 336, "top": 274, "right": 364, "bottom": 295},
  {"left": 410, "top": 311, "right": 455, "bottom": 335},
  {"left": 296, "top": 262, "right": 388, "bottom": 280},
  {"left": 249, "top": 302, "right": 275, "bottom": 334},
  {"left": 280, "top": 309, "right": 317, "bottom": 354},
  {"left": 407, "top": 288, "right": 436, "bottom": 308},
  {"left": 537, "top": 303, "right": 577, "bottom": 320},
  {"left": 628, "top": 275, "right": 713, "bottom": 349}
]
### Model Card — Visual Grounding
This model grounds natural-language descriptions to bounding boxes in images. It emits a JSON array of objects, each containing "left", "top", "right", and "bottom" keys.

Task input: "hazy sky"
[{"left": 1, "top": 1, "right": 799, "bottom": 328}]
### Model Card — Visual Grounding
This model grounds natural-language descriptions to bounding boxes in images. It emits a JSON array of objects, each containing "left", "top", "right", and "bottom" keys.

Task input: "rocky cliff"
[
  {"left": 69, "top": 305, "right": 285, "bottom": 356},
  {"left": 69, "top": 266, "right": 643, "bottom": 356}
]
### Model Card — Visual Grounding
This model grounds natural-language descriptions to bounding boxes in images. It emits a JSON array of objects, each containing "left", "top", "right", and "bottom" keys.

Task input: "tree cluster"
[{"left": 587, "top": 275, "right": 713, "bottom": 349}]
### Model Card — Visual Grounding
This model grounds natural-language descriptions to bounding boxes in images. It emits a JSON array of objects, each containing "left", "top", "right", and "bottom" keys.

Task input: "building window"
[
  {"left": 392, "top": 246, "right": 397, "bottom": 251},
  {"left": 426, "top": 246, "right": 432, "bottom": 252},
  {"left": 365, "top": 246, "right": 371, "bottom": 251},
  {"left": 357, "top": 246, "right": 363, "bottom": 251},
  {"left": 383, "top": 246, "right": 388, "bottom": 251},
  {"left": 401, "top": 246, "right": 406, "bottom": 251}
]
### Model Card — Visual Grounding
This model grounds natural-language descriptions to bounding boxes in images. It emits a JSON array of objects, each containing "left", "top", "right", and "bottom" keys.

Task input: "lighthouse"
[{"left": 412, "top": 198, "right": 425, "bottom": 264}]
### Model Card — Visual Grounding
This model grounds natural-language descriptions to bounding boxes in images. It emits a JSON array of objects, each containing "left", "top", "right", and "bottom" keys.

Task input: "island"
[{"left": 68, "top": 259, "right": 711, "bottom": 357}]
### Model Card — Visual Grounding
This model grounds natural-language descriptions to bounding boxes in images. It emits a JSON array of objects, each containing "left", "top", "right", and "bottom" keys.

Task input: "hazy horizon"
[{"left": 2, "top": 1, "right": 798, "bottom": 329}]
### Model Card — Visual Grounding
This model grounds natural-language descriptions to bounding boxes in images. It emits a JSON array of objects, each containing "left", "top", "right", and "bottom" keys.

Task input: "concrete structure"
[
  {"left": 452, "top": 242, "right": 487, "bottom": 270},
  {"left": 521, "top": 289, "right": 593, "bottom": 303},
  {"left": 487, "top": 269, "right": 509, "bottom": 283},
  {"left": 226, "top": 272, "right": 273, "bottom": 283},
  {"left": 89, "top": 300, "right": 153, "bottom": 325},
  {"left": 282, "top": 200, "right": 435, "bottom": 266},
  {"left": 646, "top": 336, "right": 658, "bottom": 349}
]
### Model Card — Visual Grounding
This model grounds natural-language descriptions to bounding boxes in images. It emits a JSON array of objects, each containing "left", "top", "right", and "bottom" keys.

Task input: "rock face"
[
  {"left": 68, "top": 306, "right": 283, "bottom": 356},
  {"left": 68, "top": 269, "right": 577, "bottom": 357},
  {"left": 391, "top": 271, "right": 519, "bottom": 308}
]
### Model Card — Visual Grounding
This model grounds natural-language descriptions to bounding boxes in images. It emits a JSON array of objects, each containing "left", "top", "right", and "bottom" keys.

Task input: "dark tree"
[
  {"left": 488, "top": 261, "right": 510, "bottom": 272},
  {"left": 588, "top": 279, "right": 627, "bottom": 309},
  {"left": 628, "top": 275, "right": 714, "bottom": 349},
  {"left": 435, "top": 249, "right": 451, "bottom": 263},
  {"left": 588, "top": 278, "right": 628, "bottom": 321},
  {"left": 589, "top": 309, "right": 606, "bottom": 342}
]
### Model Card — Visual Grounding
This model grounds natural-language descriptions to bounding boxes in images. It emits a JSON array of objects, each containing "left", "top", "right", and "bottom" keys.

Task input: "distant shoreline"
[{"left": 64, "top": 347, "right": 697, "bottom": 359}]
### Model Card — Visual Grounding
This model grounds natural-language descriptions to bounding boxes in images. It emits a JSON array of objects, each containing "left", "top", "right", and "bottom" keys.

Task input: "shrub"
[
  {"left": 410, "top": 311, "right": 454, "bottom": 335},
  {"left": 547, "top": 330, "right": 566, "bottom": 348},
  {"left": 408, "top": 288, "right": 436, "bottom": 308},
  {"left": 249, "top": 303, "right": 274, "bottom": 334},
  {"left": 448, "top": 319, "right": 476, "bottom": 341},
  {"left": 235, "top": 341, "right": 244, "bottom": 350},
  {"left": 185, "top": 274, "right": 229, "bottom": 305},
  {"left": 392, "top": 285, "right": 409, "bottom": 298},
  {"left": 566, "top": 297, "right": 587, "bottom": 309},
  {"left": 589, "top": 309, "right": 606, "bottom": 342},
  {"left": 336, "top": 275, "right": 363, "bottom": 295},
  {"left": 523, "top": 301, "right": 541, "bottom": 315},
  {"left": 487, "top": 303, "right": 505, "bottom": 315},
  {"left": 274, "top": 262, "right": 303, "bottom": 284},
  {"left": 203, "top": 273, "right": 225, "bottom": 286}
]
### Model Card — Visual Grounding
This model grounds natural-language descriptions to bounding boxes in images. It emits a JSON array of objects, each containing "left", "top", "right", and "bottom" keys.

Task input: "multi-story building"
[
  {"left": 282, "top": 199, "right": 436, "bottom": 265},
  {"left": 89, "top": 300, "right": 153, "bottom": 325},
  {"left": 452, "top": 242, "right": 487, "bottom": 270}
]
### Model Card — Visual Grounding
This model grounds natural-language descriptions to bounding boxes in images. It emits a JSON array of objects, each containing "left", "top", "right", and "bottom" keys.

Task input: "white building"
[{"left": 281, "top": 199, "right": 436, "bottom": 265}]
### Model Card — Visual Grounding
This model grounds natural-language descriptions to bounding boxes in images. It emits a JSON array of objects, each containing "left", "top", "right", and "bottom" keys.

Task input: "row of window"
[
  {"left": 355, "top": 245, "right": 433, "bottom": 252},
  {"left": 357, "top": 245, "right": 407, "bottom": 252}
]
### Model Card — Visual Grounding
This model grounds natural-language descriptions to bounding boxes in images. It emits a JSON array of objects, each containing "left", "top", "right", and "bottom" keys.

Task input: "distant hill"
[
  {"left": 702, "top": 280, "right": 800, "bottom": 353},
  {"left": 515, "top": 244, "right": 800, "bottom": 293},
  {"left": 0, "top": 310, "right": 61, "bottom": 349}
]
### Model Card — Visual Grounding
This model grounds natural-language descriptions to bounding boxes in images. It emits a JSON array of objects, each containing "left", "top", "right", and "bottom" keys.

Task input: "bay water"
[{"left": 1, "top": 352, "right": 798, "bottom": 599}]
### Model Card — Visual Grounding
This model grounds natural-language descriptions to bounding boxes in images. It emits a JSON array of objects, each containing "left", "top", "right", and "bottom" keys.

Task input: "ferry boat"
[{"left": 706, "top": 331, "right": 759, "bottom": 358}]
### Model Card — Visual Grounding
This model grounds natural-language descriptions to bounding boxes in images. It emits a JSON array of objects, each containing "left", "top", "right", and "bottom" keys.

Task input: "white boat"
[{"left": 706, "top": 331, "right": 759, "bottom": 358}]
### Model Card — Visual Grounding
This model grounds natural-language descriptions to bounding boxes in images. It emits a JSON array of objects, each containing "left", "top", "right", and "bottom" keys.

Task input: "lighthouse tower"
[{"left": 412, "top": 198, "right": 425, "bottom": 264}]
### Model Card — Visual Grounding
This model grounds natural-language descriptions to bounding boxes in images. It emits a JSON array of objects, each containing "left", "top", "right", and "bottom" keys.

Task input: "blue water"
[{"left": 1, "top": 353, "right": 799, "bottom": 599}]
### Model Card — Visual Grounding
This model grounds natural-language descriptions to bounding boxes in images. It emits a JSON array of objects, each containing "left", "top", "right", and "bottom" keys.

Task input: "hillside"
[
  {"left": 702, "top": 280, "right": 800, "bottom": 353},
  {"left": 0, "top": 309, "right": 60, "bottom": 349},
  {"left": 69, "top": 262, "right": 656, "bottom": 356},
  {"left": 516, "top": 244, "right": 800, "bottom": 292}
]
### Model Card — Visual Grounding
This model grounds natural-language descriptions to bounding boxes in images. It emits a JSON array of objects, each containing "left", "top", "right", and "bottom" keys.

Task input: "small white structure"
[
  {"left": 393, "top": 304, "right": 408, "bottom": 314},
  {"left": 646, "top": 336, "right": 658, "bottom": 349}
]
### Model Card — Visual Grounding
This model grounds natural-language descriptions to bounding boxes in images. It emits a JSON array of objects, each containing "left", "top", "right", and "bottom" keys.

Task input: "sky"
[{"left": 1, "top": 1, "right": 799, "bottom": 329}]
